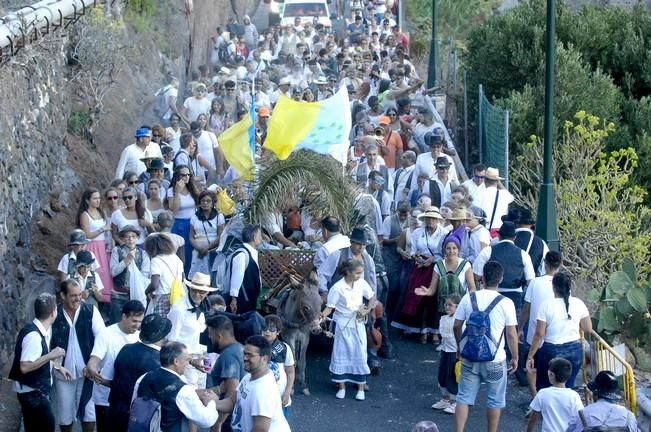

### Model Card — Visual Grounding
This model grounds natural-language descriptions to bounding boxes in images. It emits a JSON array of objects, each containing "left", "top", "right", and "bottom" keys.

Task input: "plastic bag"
[
  {"left": 129, "top": 262, "right": 149, "bottom": 307},
  {"left": 216, "top": 189, "right": 236, "bottom": 216},
  {"left": 170, "top": 277, "right": 185, "bottom": 305}
]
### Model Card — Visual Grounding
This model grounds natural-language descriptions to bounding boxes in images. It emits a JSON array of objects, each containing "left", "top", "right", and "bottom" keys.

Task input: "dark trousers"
[
  {"left": 95, "top": 404, "right": 110, "bottom": 432},
  {"left": 17, "top": 391, "right": 55, "bottom": 432},
  {"left": 106, "top": 406, "right": 129, "bottom": 432},
  {"left": 535, "top": 340, "right": 583, "bottom": 390},
  {"left": 499, "top": 290, "right": 523, "bottom": 365},
  {"left": 376, "top": 274, "right": 393, "bottom": 353},
  {"left": 385, "top": 269, "right": 402, "bottom": 323}
]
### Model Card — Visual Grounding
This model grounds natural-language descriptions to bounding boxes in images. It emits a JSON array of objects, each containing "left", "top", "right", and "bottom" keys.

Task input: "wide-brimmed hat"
[
  {"left": 418, "top": 206, "right": 444, "bottom": 220},
  {"left": 515, "top": 208, "right": 535, "bottom": 225},
  {"left": 68, "top": 229, "right": 90, "bottom": 246},
  {"left": 75, "top": 250, "right": 95, "bottom": 267},
  {"left": 186, "top": 273, "right": 217, "bottom": 292},
  {"left": 140, "top": 148, "right": 163, "bottom": 162},
  {"left": 218, "top": 66, "right": 231, "bottom": 75},
  {"left": 435, "top": 156, "right": 451, "bottom": 168},
  {"left": 498, "top": 221, "right": 516, "bottom": 238},
  {"left": 349, "top": 227, "right": 369, "bottom": 245},
  {"left": 139, "top": 314, "right": 172, "bottom": 344},
  {"left": 447, "top": 208, "right": 469, "bottom": 221},
  {"left": 119, "top": 225, "right": 141, "bottom": 237},
  {"left": 313, "top": 76, "right": 328, "bottom": 85},
  {"left": 148, "top": 158, "right": 165, "bottom": 170},
  {"left": 278, "top": 77, "right": 291, "bottom": 86},
  {"left": 587, "top": 370, "right": 622, "bottom": 400},
  {"left": 135, "top": 127, "right": 152, "bottom": 138},
  {"left": 484, "top": 167, "right": 504, "bottom": 181}
]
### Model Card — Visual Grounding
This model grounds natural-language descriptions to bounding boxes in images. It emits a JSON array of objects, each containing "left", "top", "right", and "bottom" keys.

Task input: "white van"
[{"left": 276, "top": 0, "right": 332, "bottom": 28}]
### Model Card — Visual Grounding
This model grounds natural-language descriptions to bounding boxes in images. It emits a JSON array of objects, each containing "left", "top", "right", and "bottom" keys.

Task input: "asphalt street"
[{"left": 289, "top": 329, "right": 532, "bottom": 432}]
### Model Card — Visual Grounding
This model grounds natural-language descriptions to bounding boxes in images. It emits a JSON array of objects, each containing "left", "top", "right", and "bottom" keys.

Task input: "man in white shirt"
[
  {"left": 368, "top": 170, "right": 392, "bottom": 220},
  {"left": 160, "top": 77, "right": 180, "bottom": 126},
  {"left": 461, "top": 164, "right": 487, "bottom": 204},
  {"left": 476, "top": 167, "right": 514, "bottom": 232},
  {"left": 313, "top": 216, "right": 351, "bottom": 271},
  {"left": 115, "top": 127, "right": 161, "bottom": 179},
  {"left": 167, "top": 272, "right": 217, "bottom": 388},
  {"left": 9, "top": 293, "right": 69, "bottom": 432},
  {"left": 190, "top": 121, "right": 223, "bottom": 179},
  {"left": 453, "top": 261, "right": 518, "bottom": 432},
  {"left": 411, "top": 132, "right": 457, "bottom": 196},
  {"left": 228, "top": 224, "right": 263, "bottom": 314},
  {"left": 133, "top": 341, "right": 219, "bottom": 431},
  {"left": 86, "top": 300, "right": 144, "bottom": 431},
  {"left": 51, "top": 280, "right": 105, "bottom": 432},
  {"left": 215, "top": 336, "right": 291, "bottom": 432},
  {"left": 392, "top": 150, "right": 416, "bottom": 207}
]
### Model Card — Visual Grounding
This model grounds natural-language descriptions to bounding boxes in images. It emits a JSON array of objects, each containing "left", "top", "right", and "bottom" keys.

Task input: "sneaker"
[
  {"left": 431, "top": 399, "right": 451, "bottom": 410},
  {"left": 336, "top": 388, "right": 346, "bottom": 399},
  {"left": 444, "top": 402, "right": 457, "bottom": 414},
  {"left": 355, "top": 390, "right": 365, "bottom": 401}
]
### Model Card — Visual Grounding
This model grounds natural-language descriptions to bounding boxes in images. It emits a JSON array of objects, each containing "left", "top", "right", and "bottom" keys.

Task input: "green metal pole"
[
  {"left": 536, "top": 0, "right": 560, "bottom": 251},
  {"left": 427, "top": 0, "right": 437, "bottom": 88}
]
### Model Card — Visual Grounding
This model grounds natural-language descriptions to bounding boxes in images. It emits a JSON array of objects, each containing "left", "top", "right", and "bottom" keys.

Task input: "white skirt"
[{"left": 329, "top": 318, "right": 370, "bottom": 382}]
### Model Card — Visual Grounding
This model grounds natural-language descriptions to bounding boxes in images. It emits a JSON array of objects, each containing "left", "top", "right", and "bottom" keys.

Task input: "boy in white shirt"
[{"left": 527, "top": 357, "right": 583, "bottom": 432}]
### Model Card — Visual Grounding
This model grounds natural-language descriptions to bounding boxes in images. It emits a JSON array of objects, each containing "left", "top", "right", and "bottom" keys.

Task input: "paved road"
[{"left": 288, "top": 329, "right": 532, "bottom": 432}]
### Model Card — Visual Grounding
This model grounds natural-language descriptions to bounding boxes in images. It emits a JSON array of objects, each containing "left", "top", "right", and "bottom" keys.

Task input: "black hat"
[
  {"left": 425, "top": 131, "right": 444, "bottom": 147},
  {"left": 515, "top": 208, "right": 535, "bottom": 225},
  {"left": 349, "top": 227, "right": 368, "bottom": 245},
  {"left": 75, "top": 250, "right": 95, "bottom": 267},
  {"left": 119, "top": 225, "right": 141, "bottom": 237},
  {"left": 148, "top": 159, "right": 165, "bottom": 170},
  {"left": 587, "top": 371, "right": 622, "bottom": 400},
  {"left": 68, "top": 229, "right": 90, "bottom": 246},
  {"left": 501, "top": 207, "right": 522, "bottom": 223},
  {"left": 434, "top": 156, "right": 451, "bottom": 168},
  {"left": 139, "top": 314, "right": 172, "bottom": 344},
  {"left": 498, "top": 221, "right": 516, "bottom": 238}
]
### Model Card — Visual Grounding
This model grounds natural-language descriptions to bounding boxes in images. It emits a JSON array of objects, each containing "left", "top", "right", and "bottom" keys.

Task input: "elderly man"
[
  {"left": 476, "top": 167, "right": 514, "bottom": 233},
  {"left": 115, "top": 127, "right": 160, "bottom": 179},
  {"left": 227, "top": 224, "right": 263, "bottom": 314},
  {"left": 50, "top": 280, "right": 105, "bottom": 432},
  {"left": 392, "top": 150, "right": 417, "bottom": 207},
  {"left": 355, "top": 143, "right": 392, "bottom": 194}
]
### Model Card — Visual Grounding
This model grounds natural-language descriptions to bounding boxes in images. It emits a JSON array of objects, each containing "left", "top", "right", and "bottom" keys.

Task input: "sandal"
[{"left": 419, "top": 334, "right": 428, "bottom": 344}]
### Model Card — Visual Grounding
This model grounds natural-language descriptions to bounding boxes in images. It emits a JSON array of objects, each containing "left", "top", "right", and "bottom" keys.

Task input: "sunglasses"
[
  {"left": 179, "top": 173, "right": 191, "bottom": 177},
  {"left": 474, "top": 175, "right": 485, "bottom": 179},
  {"left": 123, "top": 195, "right": 135, "bottom": 200},
  {"left": 437, "top": 166, "right": 450, "bottom": 170},
  {"left": 152, "top": 134, "right": 163, "bottom": 138},
  {"left": 128, "top": 181, "right": 138, "bottom": 185},
  {"left": 106, "top": 196, "right": 119, "bottom": 201},
  {"left": 263, "top": 326, "right": 278, "bottom": 333},
  {"left": 226, "top": 88, "right": 236, "bottom": 91}
]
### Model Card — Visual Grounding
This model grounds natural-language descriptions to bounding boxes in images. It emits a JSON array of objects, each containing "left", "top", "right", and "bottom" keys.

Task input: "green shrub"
[{"left": 67, "top": 111, "right": 91, "bottom": 135}]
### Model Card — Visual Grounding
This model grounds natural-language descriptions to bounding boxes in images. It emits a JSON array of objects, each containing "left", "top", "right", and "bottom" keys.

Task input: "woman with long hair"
[
  {"left": 110, "top": 186, "right": 154, "bottom": 247},
  {"left": 167, "top": 165, "right": 200, "bottom": 273},
  {"left": 144, "top": 233, "right": 184, "bottom": 316},
  {"left": 188, "top": 190, "right": 224, "bottom": 278},
  {"left": 77, "top": 187, "right": 114, "bottom": 304},
  {"left": 207, "top": 98, "right": 227, "bottom": 134},
  {"left": 145, "top": 179, "right": 165, "bottom": 221},
  {"left": 526, "top": 272, "right": 592, "bottom": 392},
  {"left": 165, "top": 113, "right": 183, "bottom": 152},
  {"left": 320, "top": 259, "right": 376, "bottom": 401}
]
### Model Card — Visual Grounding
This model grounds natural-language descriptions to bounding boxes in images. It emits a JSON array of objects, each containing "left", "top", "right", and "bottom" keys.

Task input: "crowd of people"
[{"left": 9, "top": 1, "right": 639, "bottom": 431}]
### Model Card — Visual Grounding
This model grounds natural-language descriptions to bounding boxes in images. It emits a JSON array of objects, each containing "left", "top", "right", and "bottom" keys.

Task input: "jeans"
[
  {"left": 535, "top": 340, "right": 583, "bottom": 390},
  {"left": 456, "top": 360, "right": 508, "bottom": 409},
  {"left": 17, "top": 391, "right": 55, "bottom": 432}
]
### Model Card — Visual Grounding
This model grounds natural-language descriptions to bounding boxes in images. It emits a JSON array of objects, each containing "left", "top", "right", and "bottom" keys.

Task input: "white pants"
[{"left": 55, "top": 376, "right": 95, "bottom": 424}]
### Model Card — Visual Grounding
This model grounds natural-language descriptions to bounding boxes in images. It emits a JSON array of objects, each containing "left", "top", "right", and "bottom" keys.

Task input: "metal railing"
[{"left": 581, "top": 329, "right": 636, "bottom": 415}]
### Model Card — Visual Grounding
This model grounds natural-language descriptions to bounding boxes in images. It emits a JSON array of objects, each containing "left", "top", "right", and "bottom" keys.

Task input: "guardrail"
[
  {"left": 581, "top": 329, "right": 636, "bottom": 415},
  {"left": 0, "top": 0, "right": 102, "bottom": 62}
]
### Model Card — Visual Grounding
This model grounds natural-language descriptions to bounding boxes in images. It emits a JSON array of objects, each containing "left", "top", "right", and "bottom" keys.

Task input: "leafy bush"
[
  {"left": 67, "top": 111, "right": 91, "bottom": 136},
  {"left": 510, "top": 113, "right": 651, "bottom": 289}
]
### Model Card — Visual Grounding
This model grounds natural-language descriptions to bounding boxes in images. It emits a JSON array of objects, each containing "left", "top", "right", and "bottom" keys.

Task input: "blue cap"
[{"left": 135, "top": 127, "right": 152, "bottom": 138}]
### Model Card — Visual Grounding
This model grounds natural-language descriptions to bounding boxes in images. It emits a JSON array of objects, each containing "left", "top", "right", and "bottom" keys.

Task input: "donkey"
[{"left": 277, "top": 273, "right": 323, "bottom": 396}]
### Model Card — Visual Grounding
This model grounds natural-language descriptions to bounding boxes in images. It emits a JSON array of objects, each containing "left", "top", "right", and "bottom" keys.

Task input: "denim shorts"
[{"left": 456, "top": 359, "right": 508, "bottom": 409}]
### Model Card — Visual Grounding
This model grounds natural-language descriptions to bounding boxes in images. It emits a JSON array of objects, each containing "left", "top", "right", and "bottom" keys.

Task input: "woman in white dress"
[
  {"left": 110, "top": 186, "right": 154, "bottom": 247},
  {"left": 188, "top": 190, "right": 224, "bottom": 278},
  {"left": 320, "top": 259, "right": 376, "bottom": 401}
]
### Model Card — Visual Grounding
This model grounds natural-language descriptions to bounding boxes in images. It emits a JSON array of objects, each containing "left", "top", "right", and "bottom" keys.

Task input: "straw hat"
[
  {"left": 447, "top": 208, "right": 469, "bottom": 221},
  {"left": 417, "top": 206, "right": 443, "bottom": 220},
  {"left": 140, "top": 147, "right": 163, "bottom": 162},
  {"left": 484, "top": 167, "right": 504, "bottom": 181},
  {"left": 186, "top": 273, "right": 217, "bottom": 292}
]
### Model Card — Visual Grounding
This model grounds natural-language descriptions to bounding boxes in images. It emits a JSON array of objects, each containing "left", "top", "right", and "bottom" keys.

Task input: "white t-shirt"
[
  {"left": 438, "top": 314, "right": 457, "bottom": 353},
  {"left": 326, "top": 278, "right": 375, "bottom": 326},
  {"left": 190, "top": 213, "right": 225, "bottom": 247},
  {"left": 167, "top": 188, "right": 197, "bottom": 219},
  {"left": 183, "top": 97, "right": 211, "bottom": 122},
  {"left": 530, "top": 386, "right": 584, "bottom": 432},
  {"left": 111, "top": 209, "right": 153, "bottom": 245},
  {"left": 269, "top": 342, "right": 296, "bottom": 407},
  {"left": 91, "top": 324, "right": 139, "bottom": 406},
  {"left": 454, "top": 290, "right": 517, "bottom": 363},
  {"left": 536, "top": 297, "right": 589, "bottom": 345},
  {"left": 196, "top": 131, "right": 219, "bottom": 171},
  {"left": 231, "top": 371, "right": 291, "bottom": 432},
  {"left": 150, "top": 254, "right": 185, "bottom": 295},
  {"left": 524, "top": 275, "right": 555, "bottom": 345},
  {"left": 162, "top": 86, "right": 179, "bottom": 120},
  {"left": 57, "top": 250, "right": 100, "bottom": 275}
]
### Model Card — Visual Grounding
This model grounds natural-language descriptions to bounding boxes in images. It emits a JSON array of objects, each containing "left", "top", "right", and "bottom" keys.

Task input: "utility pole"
[
  {"left": 427, "top": 0, "right": 437, "bottom": 88},
  {"left": 536, "top": 0, "right": 560, "bottom": 251}
]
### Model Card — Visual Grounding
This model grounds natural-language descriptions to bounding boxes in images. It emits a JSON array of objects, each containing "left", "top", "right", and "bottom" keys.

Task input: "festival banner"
[{"left": 219, "top": 113, "right": 255, "bottom": 180}]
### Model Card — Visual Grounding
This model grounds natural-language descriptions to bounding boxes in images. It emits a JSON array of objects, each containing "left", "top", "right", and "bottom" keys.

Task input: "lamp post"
[
  {"left": 535, "top": 0, "right": 560, "bottom": 251},
  {"left": 427, "top": 0, "right": 437, "bottom": 88}
]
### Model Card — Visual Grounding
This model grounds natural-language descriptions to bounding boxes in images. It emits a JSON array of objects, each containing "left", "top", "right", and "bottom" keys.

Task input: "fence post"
[
  {"left": 478, "top": 84, "right": 484, "bottom": 164},
  {"left": 504, "top": 109, "right": 510, "bottom": 190}
]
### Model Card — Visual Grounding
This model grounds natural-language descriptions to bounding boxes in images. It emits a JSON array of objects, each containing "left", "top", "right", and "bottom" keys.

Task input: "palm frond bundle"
[{"left": 246, "top": 150, "right": 360, "bottom": 233}]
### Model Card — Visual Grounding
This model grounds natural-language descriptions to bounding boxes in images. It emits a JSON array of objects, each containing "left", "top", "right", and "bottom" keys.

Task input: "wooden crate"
[{"left": 259, "top": 249, "right": 315, "bottom": 288}]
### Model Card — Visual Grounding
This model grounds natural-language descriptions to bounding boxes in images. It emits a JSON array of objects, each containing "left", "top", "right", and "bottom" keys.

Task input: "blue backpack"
[{"left": 459, "top": 292, "right": 504, "bottom": 362}]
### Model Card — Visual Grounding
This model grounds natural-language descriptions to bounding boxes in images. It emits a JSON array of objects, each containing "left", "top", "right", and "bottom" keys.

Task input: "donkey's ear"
[{"left": 307, "top": 269, "right": 318, "bottom": 284}]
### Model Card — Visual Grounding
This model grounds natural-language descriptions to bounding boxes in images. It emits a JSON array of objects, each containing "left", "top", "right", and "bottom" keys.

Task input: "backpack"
[
  {"left": 153, "top": 85, "right": 172, "bottom": 118},
  {"left": 459, "top": 292, "right": 504, "bottom": 362},
  {"left": 436, "top": 259, "right": 467, "bottom": 313},
  {"left": 127, "top": 397, "right": 162, "bottom": 432}
]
